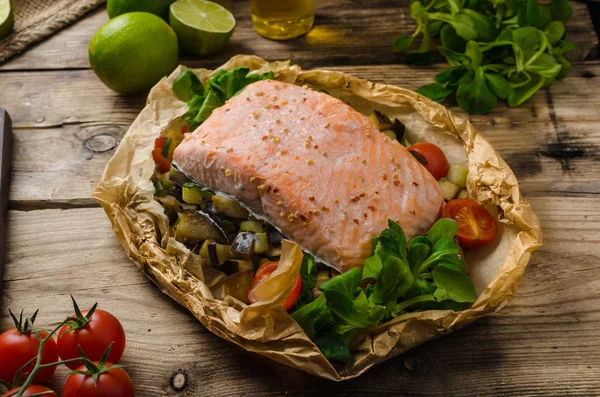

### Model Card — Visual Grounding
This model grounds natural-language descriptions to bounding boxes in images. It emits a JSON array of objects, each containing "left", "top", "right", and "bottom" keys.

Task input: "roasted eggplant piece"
[
  {"left": 182, "top": 183, "right": 211, "bottom": 205},
  {"left": 230, "top": 231, "right": 255, "bottom": 258},
  {"left": 267, "top": 229, "right": 284, "bottom": 244},
  {"left": 211, "top": 195, "right": 249, "bottom": 219},
  {"left": 207, "top": 242, "right": 231, "bottom": 265},
  {"left": 175, "top": 210, "right": 228, "bottom": 245},
  {"left": 168, "top": 165, "right": 190, "bottom": 187},
  {"left": 266, "top": 244, "right": 282, "bottom": 258}
]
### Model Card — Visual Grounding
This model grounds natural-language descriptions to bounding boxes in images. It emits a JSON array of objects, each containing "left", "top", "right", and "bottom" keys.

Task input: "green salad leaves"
[
  {"left": 173, "top": 67, "right": 274, "bottom": 130},
  {"left": 292, "top": 219, "right": 476, "bottom": 364},
  {"left": 393, "top": 0, "right": 575, "bottom": 114}
]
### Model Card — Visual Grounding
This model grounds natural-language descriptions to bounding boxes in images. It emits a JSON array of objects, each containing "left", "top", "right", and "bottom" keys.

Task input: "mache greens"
[
  {"left": 393, "top": 0, "right": 575, "bottom": 114},
  {"left": 292, "top": 218, "right": 476, "bottom": 364},
  {"left": 172, "top": 67, "right": 274, "bottom": 130}
]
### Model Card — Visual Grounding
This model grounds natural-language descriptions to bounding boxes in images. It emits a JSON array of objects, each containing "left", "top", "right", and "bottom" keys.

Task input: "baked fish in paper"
[{"left": 173, "top": 79, "right": 445, "bottom": 273}]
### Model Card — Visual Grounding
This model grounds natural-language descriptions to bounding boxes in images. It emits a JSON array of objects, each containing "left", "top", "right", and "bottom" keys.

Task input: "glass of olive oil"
[{"left": 251, "top": 0, "right": 315, "bottom": 40}]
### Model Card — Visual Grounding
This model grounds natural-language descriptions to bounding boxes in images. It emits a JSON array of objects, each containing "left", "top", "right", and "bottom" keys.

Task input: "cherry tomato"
[
  {"left": 62, "top": 362, "right": 134, "bottom": 397},
  {"left": 0, "top": 329, "right": 58, "bottom": 384},
  {"left": 248, "top": 261, "right": 303, "bottom": 311},
  {"left": 181, "top": 124, "right": 190, "bottom": 134},
  {"left": 408, "top": 142, "right": 450, "bottom": 180},
  {"left": 153, "top": 137, "right": 171, "bottom": 173},
  {"left": 57, "top": 309, "right": 126, "bottom": 370},
  {"left": 442, "top": 198, "right": 498, "bottom": 248},
  {"left": 2, "top": 385, "right": 56, "bottom": 397}
]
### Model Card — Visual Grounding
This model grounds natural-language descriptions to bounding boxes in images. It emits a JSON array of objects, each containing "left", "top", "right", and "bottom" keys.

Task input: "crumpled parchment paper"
[{"left": 93, "top": 55, "right": 542, "bottom": 381}]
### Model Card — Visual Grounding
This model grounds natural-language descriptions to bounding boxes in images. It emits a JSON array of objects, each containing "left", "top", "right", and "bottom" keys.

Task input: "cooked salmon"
[{"left": 173, "top": 80, "right": 444, "bottom": 272}]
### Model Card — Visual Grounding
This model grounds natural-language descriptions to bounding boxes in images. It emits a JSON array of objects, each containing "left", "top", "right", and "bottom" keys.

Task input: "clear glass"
[{"left": 251, "top": 0, "right": 315, "bottom": 40}]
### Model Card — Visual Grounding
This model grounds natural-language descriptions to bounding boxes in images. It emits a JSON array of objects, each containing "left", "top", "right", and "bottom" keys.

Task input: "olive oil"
[{"left": 251, "top": 0, "right": 314, "bottom": 40}]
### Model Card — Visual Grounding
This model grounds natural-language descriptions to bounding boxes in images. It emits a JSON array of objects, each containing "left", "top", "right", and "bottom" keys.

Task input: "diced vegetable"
[
  {"left": 438, "top": 178, "right": 461, "bottom": 201},
  {"left": 175, "top": 210, "right": 228, "bottom": 245},
  {"left": 371, "top": 111, "right": 393, "bottom": 131},
  {"left": 240, "top": 220, "right": 265, "bottom": 233},
  {"left": 164, "top": 129, "right": 185, "bottom": 158},
  {"left": 258, "top": 257, "right": 270, "bottom": 267},
  {"left": 230, "top": 232, "right": 255, "bottom": 258},
  {"left": 253, "top": 233, "right": 269, "bottom": 254},
  {"left": 211, "top": 195, "right": 249, "bottom": 219},
  {"left": 457, "top": 188, "right": 469, "bottom": 199},
  {"left": 312, "top": 270, "right": 331, "bottom": 299},
  {"left": 168, "top": 166, "right": 190, "bottom": 187},
  {"left": 381, "top": 130, "right": 396, "bottom": 140},
  {"left": 207, "top": 242, "right": 231, "bottom": 265},
  {"left": 236, "top": 260, "right": 254, "bottom": 272},
  {"left": 157, "top": 172, "right": 175, "bottom": 190},
  {"left": 267, "top": 230, "right": 284, "bottom": 244},
  {"left": 182, "top": 183, "right": 209, "bottom": 205},
  {"left": 218, "top": 259, "right": 238, "bottom": 275},
  {"left": 199, "top": 239, "right": 215, "bottom": 260},
  {"left": 266, "top": 245, "right": 282, "bottom": 258},
  {"left": 446, "top": 164, "right": 469, "bottom": 188}
]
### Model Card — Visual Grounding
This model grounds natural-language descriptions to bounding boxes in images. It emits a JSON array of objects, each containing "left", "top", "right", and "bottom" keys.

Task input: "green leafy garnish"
[
  {"left": 294, "top": 254, "right": 318, "bottom": 309},
  {"left": 393, "top": 0, "right": 575, "bottom": 114},
  {"left": 173, "top": 67, "right": 274, "bottom": 131},
  {"left": 292, "top": 218, "right": 477, "bottom": 365}
]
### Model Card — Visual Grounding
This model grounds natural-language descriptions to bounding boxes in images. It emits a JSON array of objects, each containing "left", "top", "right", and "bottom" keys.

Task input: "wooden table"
[{"left": 1, "top": 1, "right": 600, "bottom": 395}]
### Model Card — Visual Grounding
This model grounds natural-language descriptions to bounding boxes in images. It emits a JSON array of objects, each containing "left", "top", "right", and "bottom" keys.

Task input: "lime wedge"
[
  {"left": 169, "top": 0, "right": 235, "bottom": 56},
  {"left": 0, "top": 0, "right": 14, "bottom": 40}
]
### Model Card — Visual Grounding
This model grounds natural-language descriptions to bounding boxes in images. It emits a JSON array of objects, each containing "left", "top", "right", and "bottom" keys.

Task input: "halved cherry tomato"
[
  {"left": 181, "top": 124, "right": 190, "bottom": 134},
  {"left": 153, "top": 137, "right": 171, "bottom": 173},
  {"left": 248, "top": 261, "right": 302, "bottom": 311},
  {"left": 442, "top": 198, "right": 498, "bottom": 248},
  {"left": 2, "top": 385, "right": 56, "bottom": 397},
  {"left": 407, "top": 142, "right": 450, "bottom": 180}
]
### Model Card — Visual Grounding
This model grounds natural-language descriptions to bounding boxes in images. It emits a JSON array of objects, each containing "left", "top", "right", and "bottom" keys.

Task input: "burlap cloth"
[{"left": 0, "top": 0, "right": 105, "bottom": 65}]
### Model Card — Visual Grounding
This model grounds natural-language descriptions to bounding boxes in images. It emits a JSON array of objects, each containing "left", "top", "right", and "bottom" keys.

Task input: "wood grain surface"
[
  {"left": 1, "top": 1, "right": 600, "bottom": 396},
  {"left": 0, "top": 0, "right": 597, "bottom": 72}
]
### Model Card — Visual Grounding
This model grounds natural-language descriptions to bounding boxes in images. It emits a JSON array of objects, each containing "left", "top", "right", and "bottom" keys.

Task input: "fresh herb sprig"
[
  {"left": 292, "top": 219, "right": 476, "bottom": 364},
  {"left": 173, "top": 67, "right": 274, "bottom": 131},
  {"left": 393, "top": 0, "right": 575, "bottom": 114}
]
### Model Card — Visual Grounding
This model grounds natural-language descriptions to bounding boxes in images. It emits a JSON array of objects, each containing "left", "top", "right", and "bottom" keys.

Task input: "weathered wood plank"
[
  {"left": 1, "top": 199, "right": 599, "bottom": 396},
  {"left": 2, "top": 63, "right": 600, "bottom": 205},
  {"left": 0, "top": 0, "right": 596, "bottom": 72}
]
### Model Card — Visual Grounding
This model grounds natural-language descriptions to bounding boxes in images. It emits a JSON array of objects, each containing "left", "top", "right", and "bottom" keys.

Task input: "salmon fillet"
[{"left": 173, "top": 80, "right": 444, "bottom": 272}]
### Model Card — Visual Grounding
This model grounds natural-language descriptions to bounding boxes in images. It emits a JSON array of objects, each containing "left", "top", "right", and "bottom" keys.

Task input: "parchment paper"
[{"left": 93, "top": 55, "right": 543, "bottom": 381}]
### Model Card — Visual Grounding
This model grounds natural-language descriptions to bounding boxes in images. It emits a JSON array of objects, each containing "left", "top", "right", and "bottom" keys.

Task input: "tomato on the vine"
[
  {"left": 62, "top": 362, "right": 134, "bottom": 397},
  {"left": 2, "top": 385, "right": 56, "bottom": 397},
  {"left": 248, "top": 261, "right": 302, "bottom": 311},
  {"left": 408, "top": 142, "right": 450, "bottom": 180},
  {"left": 0, "top": 311, "right": 58, "bottom": 384},
  {"left": 442, "top": 198, "right": 498, "bottom": 248},
  {"left": 57, "top": 299, "right": 126, "bottom": 370}
]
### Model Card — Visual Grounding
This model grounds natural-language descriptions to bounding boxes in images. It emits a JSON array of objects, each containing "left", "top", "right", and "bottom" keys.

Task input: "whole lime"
[
  {"left": 107, "top": 0, "right": 175, "bottom": 20},
  {"left": 88, "top": 12, "right": 179, "bottom": 95}
]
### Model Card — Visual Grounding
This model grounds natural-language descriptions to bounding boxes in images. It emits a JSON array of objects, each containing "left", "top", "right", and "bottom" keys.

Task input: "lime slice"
[
  {"left": 169, "top": 0, "right": 235, "bottom": 56},
  {"left": 0, "top": 0, "right": 14, "bottom": 40}
]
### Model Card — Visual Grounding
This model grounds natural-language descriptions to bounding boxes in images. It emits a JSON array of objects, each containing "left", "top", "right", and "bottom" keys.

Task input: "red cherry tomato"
[
  {"left": 407, "top": 142, "right": 450, "bottom": 180},
  {"left": 62, "top": 362, "right": 134, "bottom": 397},
  {"left": 0, "top": 328, "right": 58, "bottom": 384},
  {"left": 152, "top": 137, "right": 171, "bottom": 173},
  {"left": 442, "top": 198, "right": 498, "bottom": 248},
  {"left": 181, "top": 124, "right": 190, "bottom": 134},
  {"left": 248, "top": 261, "right": 303, "bottom": 311},
  {"left": 57, "top": 309, "right": 126, "bottom": 370},
  {"left": 2, "top": 385, "right": 56, "bottom": 397}
]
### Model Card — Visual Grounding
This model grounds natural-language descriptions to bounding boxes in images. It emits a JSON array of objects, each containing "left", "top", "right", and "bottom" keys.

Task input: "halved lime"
[
  {"left": 0, "top": 0, "right": 14, "bottom": 40},
  {"left": 169, "top": 0, "right": 235, "bottom": 56}
]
